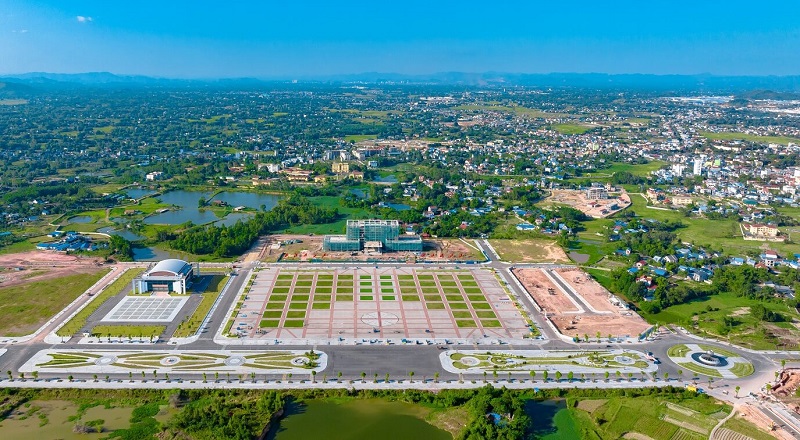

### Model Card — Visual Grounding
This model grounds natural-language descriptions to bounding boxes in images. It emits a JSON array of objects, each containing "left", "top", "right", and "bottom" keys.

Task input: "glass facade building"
[{"left": 323, "top": 220, "right": 423, "bottom": 253}]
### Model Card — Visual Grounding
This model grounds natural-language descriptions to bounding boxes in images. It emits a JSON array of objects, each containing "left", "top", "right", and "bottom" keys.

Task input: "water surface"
[{"left": 272, "top": 399, "right": 450, "bottom": 440}]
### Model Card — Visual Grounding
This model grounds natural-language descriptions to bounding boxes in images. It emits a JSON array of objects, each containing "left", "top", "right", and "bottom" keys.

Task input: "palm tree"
[
  {"left": 323, "top": 373, "right": 328, "bottom": 383},
  {"left": 19, "top": 372, "right": 25, "bottom": 380},
  {"left": 529, "top": 371, "right": 536, "bottom": 382},
  {"left": 677, "top": 369, "right": 683, "bottom": 381},
  {"left": 361, "top": 372, "right": 366, "bottom": 383},
  {"left": 543, "top": 371, "right": 549, "bottom": 382},
  {"left": 251, "top": 372, "right": 256, "bottom": 382},
  {"left": 385, "top": 373, "right": 390, "bottom": 383},
  {"left": 434, "top": 372, "right": 440, "bottom": 383},
  {"left": 615, "top": 371, "right": 621, "bottom": 381},
  {"left": 555, "top": 371, "right": 562, "bottom": 382},
  {"left": 604, "top": 371, "right": 609, "bottom": 381},
  {"left": 105, "top": 375, "right": 110, "bottom": 382},
  {"left": 507, "top": 372, "right": 512, "bottom": 382},
  {"left": 483, "top": 371, "right": 488, "bottom": 383},
  {"left": 312, "top": 371, "right": 317, "bottom": 383},
  {"left": 288, "top": 373, "right": 293, "bottom": 383},
  {"left": 408, "top": 371, "right": 415, "bottom": 382},
  {"left": 492, "top": 370, "right": 499, "bottom": 382},
  {"left": 627, "top": 372, "right": 633, "bottom": 382},
  {"left": 142, "top": 371, "right": 146, "bottom": 379},
  {"left": 567, "top": 372, "right": 574, "bottom": 382},
  {"left": 153, "top": 370, "right": 157, "bottom": 379},
  {"left": 735, "top": 386, "right": 741, "bottom": 398},
  {"left": 214, "top": 372, "right": 219, "bottom": 381},
  {"left": 202, "top": 373, "right": 207, "bottom": 383}
]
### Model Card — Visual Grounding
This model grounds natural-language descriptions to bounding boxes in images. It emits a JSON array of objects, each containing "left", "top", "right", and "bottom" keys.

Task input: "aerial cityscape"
[{"left": 1, "top": 1, "right": 800, "bottom": 439}]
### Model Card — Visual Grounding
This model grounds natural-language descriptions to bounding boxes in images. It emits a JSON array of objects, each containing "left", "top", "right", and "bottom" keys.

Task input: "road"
[{"left": 2, "top": 237, "right": 799, "bottom": 437}]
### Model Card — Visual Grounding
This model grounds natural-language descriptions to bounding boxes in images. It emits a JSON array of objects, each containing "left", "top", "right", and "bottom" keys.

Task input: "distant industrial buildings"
[{"left": 323, "top": 220, "right": 423, "bottom": 253}]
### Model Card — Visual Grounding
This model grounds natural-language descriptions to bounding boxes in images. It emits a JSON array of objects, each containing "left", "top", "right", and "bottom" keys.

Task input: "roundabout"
[{"left": 666, "top": 344, "right": 753, "bottom": 379}]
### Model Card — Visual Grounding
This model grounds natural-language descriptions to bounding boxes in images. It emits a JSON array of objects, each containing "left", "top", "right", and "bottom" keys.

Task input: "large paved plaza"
[{"left": 227, "top": 267, "right": 532, "bottom": 343}]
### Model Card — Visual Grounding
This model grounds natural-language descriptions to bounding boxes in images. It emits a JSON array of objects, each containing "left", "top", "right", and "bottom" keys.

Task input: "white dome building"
[{"left": 132, "top": 259, "right": 195, "bottom": 295}]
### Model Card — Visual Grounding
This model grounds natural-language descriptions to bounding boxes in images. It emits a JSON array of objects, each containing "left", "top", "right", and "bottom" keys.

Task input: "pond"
[
  {"left": 215, "top": 212, "right": 253, "bottom": 227},
  {"left": 143, "top": 190, "right": 281, "bottom": 225},
  {"left": 373, "top": 174, "right": 398, "bottom": 184},
  {"left": 68, "top": 215, "right": 93, "bottom": 224},
  {"left": 132, "top": 246, "right": 186, "bottom": 261},
  {"left": 350, "top": 188, "right": 368, "bottom": 199},
  {"left": 97, "top": 226, "right": 145, "bottom": 241},
  {"left": 125, "top": 188, "right": 155, "bottom": 199},
  {"left": 525, "top": 400, "right": 580, "bottom": 440},
  {"left": 212, "top": 191, "right": 281, "bottom": 210},
  {"left": 384, "top": 203, "right": 411, "bottom": 211},
  {"left": 270, "top": 399, "right": 450, "bottom": 440}
]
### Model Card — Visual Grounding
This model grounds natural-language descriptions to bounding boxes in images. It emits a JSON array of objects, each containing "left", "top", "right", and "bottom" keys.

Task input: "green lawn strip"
[
  {"left": 314, "top": 294, "right": 331, "bottom": 301},
  {"left": 472, "top": 303, "right": 492, "bottom": 310},
  {"left": 269, "top": 294, "right": 288, "bottom": 301},
  {"left": 452, "top": 311, "right": 473, "bottom": 319},
  {"left": 311, "top": 303, "right": 331, "bottom": 309},
  {"left": 476, "top": 311, "right": 497, "bottom": 319},
  {"left": 276, "top": 274, "right": 294, "bottom": 280},
  {"left": 292, "top": 287, "right": 311, "bottom": 294},
  {"left": 381, "top": 295, "right": 395, "bottom": 301},
  {"left": 335, "top": 295, "right": 354, "bottom": 301},
  {"left": 401, "top": 295, "right": 420, "bottom": 301},
  {"left": 292, "top": 294, "right": 310, "bottom": 301},
  {"left": 456, "top": 320, "right": 478, "bottom": 328},
  {"left": 463, "top": 288, "right": 483, "bottom": 294},
  {"left": 272, "top": 287, "right": 291, "bottom": 294},
  {"left": 729, "top": 362, "right": 754, "bottom": 377},
  {"left": 314, "top": 287, "right": 332, "bottom": 294},
  {"left": 0, "top": 268, "right": 111, "bottom": 337},
  {"left": 467, "top": 295, "right": 487, "bottom": 302},
  {"left": 449, "top": 303, "right": 469, "bottom": 310},
  {"left": 667, "top": 344, "right": 690, "bottom": 358},
  {"left": 445, "top": 294, "right": 464, "bottom": 302},
  {"left": 56, "top": 268, "right": 143, "bottom": 337},
  {"left": 359, "top": 295, "right": 374, "bottom": 301},
  {"left": 427, "top": 302, "right": 445, "bottom": 310},
  {"left": 424, "top": 294, "right": 442, "bottom": 301},
  {"left": 288, "top": 303, "right": 307, "bottom": 310},
  {"left": 283, "top": 320, "right": 304, "bottom": 328},
  {"left": 677, "top": 362, "right": 723, "bottom": 378},
  {"left": 720, "top": 416, "right": 776, "bottom": 440},
  {"left": 173, "top": 275, "right": 229, "bottom": 338},
  {"left": 263, "top": 311, "right": 282, "bottom": 318},
  {"left": 286, "top": 311, "right": 306, "bottom": 319},
  {"left": 259, "top": 320, "right": 280, "bottom": 327},
  {"left": 91, "top": 324, "right": 165, "bottom": 338},
  {"left": 265, "top": 302, "right": 285, "bottom": 309},
  {"left": 481, "top": 320, "right": 502, "bottom": 328}
]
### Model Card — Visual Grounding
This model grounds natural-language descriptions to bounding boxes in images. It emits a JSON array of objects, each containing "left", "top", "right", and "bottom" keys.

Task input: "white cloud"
[{"left": 76, "top": 16, "right": 93, "bottom": 23}]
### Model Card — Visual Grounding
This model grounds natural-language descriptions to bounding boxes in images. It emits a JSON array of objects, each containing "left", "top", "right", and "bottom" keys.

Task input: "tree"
[
  {"left": 604, "top": 371, "right": 610, "bottom": 381},
  {"left": 735, "top": 385, "right": 741, "bottom": 398},
  {"left": 202, "top": 373, "right": 207, "bottom": 383},
  {"left": 32, "top": 371, "right": 38, "bottom": 381},
  {"left": 434, "top": 372, "right": 440, "bottom": 383},
  {"left": 483, "top": 371, "right": 488, "bottom": 383},
  {"left": 529, "top": 371, "right": 536, "bottom": 382},
  {"left": 68, "top": 375, "right": 73, "bottom": 382},
  {"left": 312, "top": 371, "right": 317, "bottom": 383},
  {"left": 361, "top": 372, "right": 366, "bottom": 383},
  {"left": 385, "top": 373, "right": 390, "bottom": 383},
  {"left": 373, "top": 373, "right": 378, "bottom": 383},
  {"left": 337, "top": 371, "right": 343, "bottom": 381},
  {"left": 543, "top": 371, "right": 549, "bottom": 382},
  {"left": 555, "top": 371, "right": 562, "bottom": 382},
  {"left": 6, "top": 370, "right": 11, "bottom": 380},
  {"left": 93, "top": 374, "right": 98, "bottom": 382},
  {"left": 408, "top": 371, "right": 415, "bottom": 382}
]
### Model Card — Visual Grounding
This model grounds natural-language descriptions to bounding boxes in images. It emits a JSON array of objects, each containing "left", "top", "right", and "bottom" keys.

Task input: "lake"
[
  {"left": 373, "top": 174, "right": 398, "bottom": 184},
  {"left": 0, "top": 400, "right": 133, "bottom": 440},
  {"left": 525, "top": 399, "right": 580, "bottom": 440},
  {"left": 132, "top": 246, "right": 185, "bottom": 261},
  {"left": 125, "top": 188, "right": 155, "bottom": 199},
  {"left": 97, "top": 226, "right": 145, "bottom": 241},
  {"left": 270, "top": 399, "right": 451, "bottom": 440},
  {"left": 68, "top": 215, "right": 93, "bottom": 224},
  {"left": 143, "top": 190, "right": 280, "bottom": 225}
]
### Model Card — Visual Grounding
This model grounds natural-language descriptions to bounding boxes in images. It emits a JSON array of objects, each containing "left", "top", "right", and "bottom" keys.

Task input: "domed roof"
[{"left": 147, "top": 258, "right": 191, "bottom": 276}]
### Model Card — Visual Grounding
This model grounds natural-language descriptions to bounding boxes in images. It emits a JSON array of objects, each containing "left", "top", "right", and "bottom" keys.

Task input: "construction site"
[{"left": 512, "top": 267, "right": 651, "bottom": 339}]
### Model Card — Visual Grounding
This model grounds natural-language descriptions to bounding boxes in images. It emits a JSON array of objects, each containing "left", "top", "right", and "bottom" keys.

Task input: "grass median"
[{"left": 56, "top": 268, "right": 145, "bottom": 337}]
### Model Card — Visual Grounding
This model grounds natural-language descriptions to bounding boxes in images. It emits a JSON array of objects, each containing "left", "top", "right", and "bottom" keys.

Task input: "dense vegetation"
[{"left": 170, "top": 195, "right": 337, "bottom": 256}]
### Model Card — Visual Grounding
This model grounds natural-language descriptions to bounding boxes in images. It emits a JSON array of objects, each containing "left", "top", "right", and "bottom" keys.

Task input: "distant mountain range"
[{"left": 3, "top": 71, "right": 800, "bottom": 94}]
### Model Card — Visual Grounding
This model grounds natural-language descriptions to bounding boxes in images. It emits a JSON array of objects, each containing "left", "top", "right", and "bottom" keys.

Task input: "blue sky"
[{"left": 2, "top": 1, "right": 799, "bottom": 77}]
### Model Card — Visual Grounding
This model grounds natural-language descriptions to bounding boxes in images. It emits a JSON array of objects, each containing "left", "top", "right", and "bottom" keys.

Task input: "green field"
[
  {"left": 56, "top": 268, "right": 145, "bottom": 337},
  {"left": 700, "top": 131, "right": 800, "bottom": 146},
  {"left": 0, "top": 269, "right": 110, "bottom": 336},
  {"left": 551, "top": 123, "right": 594, "bottom": 135},
  {"left": 280, "top": 196, "right": 372, "bottom": 235}
]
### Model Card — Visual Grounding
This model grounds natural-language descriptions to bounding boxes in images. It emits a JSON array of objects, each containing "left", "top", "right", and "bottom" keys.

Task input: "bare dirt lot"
[
  {"left": 543, "top": 189, "right": 631, "bottom": 219},
  {"left": 513, "top": 267, "right": 651, "bottom": 339},
  {"left": 555, "top": 267, "right": 618, "bottom": 313},
  {"left": 489, "top": 239, "right": 569, "bottom": 263},
  {"left": 262, "top": 235, "right": 484, "bottom": 263},
  {"left": 512, "top": 268, "right": 580, "bottom": 313},
  {"left": 0, "top": 251, "right": 104, "bottom": 288}
]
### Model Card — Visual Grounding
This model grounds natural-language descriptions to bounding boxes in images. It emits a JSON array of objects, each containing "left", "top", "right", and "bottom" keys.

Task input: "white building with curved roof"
[{"left": 132, "top": 258, "right": 196, "bottom": 294}]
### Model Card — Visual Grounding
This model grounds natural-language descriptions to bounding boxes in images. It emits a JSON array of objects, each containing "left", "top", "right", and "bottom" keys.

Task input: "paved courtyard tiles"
[
  {"left": 103, "top": 296, "right": 188, "bottom": 322},
  {"left": 226, "top": 267, "right": 532, "bottom": 344}
]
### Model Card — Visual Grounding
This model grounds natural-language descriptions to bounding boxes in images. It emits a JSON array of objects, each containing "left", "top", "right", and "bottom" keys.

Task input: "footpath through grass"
[
  {"left": 56, "top": 268, "right": 144, "bottom": 337},
  {"left": 172, "top": 275, "right": 229, "bottom": 338},
  {"left": 0, "top": 269, "right": 110, "bottom": 336}
]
